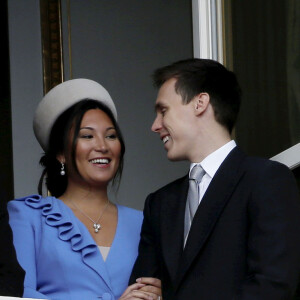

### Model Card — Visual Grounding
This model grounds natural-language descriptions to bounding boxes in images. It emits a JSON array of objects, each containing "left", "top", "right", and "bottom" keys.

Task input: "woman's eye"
[
  {"left": 106, "top": 134, "right": 117, "bottom": 140},
  {"left": 80, "top": 134, "right": 93, "bottom": 139}
]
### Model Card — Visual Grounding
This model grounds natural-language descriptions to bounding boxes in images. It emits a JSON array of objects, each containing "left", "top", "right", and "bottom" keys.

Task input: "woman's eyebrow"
[
  {"left": 79, "top": 126, "right": 116, "bottom": 131},
  {"left": 106, "top": 126, "right": 116, "bottom": 131},
  {"left": 79, "top": 126, "right": 94, "bottom": 131}
]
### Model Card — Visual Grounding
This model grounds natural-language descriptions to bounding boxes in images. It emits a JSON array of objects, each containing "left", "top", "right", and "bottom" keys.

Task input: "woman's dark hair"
[{"left": 38, "top": 99, "right": 125, "bottom": 197}]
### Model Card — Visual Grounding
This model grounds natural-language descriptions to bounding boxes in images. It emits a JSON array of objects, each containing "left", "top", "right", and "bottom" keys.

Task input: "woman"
[{"left": 8, "top": 79, "right": 161, "bottom": 299}]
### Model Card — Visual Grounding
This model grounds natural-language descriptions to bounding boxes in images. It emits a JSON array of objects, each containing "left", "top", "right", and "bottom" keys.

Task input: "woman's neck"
[{"left": 59, "top": 180, "right": 109, "bottom": 207}]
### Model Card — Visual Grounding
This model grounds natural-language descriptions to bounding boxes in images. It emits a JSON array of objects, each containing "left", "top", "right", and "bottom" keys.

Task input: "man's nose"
[{"left": 151, "top": 115, "right": 162, "bottom": 133}]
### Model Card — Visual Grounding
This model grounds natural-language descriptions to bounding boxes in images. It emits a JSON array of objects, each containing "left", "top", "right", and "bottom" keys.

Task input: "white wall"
[
  {"left": 8, "top": 0, "right": 44, "bottom": 199},
  {"left": 8, "top": 0, "right": 192, "bottom": 210}
]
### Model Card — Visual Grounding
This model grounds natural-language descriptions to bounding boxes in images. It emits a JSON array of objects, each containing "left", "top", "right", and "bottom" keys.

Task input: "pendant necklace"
[{"left": 70, "top": 199, "right": 110, "bottom": 233}]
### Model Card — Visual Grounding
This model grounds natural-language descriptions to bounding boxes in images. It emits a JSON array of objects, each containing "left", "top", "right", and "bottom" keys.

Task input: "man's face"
[{"left": 151, "top": 78, "right": 197, "bottom": 161}]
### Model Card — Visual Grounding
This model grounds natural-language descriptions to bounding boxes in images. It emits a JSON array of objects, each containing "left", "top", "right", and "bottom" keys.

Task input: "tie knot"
[{"left": 190, "top": 164, "right": 205, "bottom": 183}]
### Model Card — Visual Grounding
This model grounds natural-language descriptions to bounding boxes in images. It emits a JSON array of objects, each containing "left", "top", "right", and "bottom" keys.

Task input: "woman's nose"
[{"left": 95, "top": 138, "right": 108, "bottom": 152}]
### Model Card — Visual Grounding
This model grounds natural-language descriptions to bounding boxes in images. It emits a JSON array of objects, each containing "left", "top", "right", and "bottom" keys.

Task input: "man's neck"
[{"left": 190, "top": 134, "right": 232, "bottom": 163}]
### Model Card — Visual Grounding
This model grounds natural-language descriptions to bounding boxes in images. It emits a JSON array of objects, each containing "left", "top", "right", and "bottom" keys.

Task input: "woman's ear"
[
  {"left": 194, "top": 92, "right": 210, "bottom": 116},
  {"left": 56, "top": 153, "right": 65, "bottom": 164},
  {"left": 57, "top": 154, "right": 66, "bottom": 177}
]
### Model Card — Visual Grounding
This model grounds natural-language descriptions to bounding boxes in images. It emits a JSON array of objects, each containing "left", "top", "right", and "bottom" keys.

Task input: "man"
[
  {"left": 130, "top": 58, "right": 300, "bottom": 299},
  {"left": 0, "top": 173, "right": 25, "bottom": 296},
  {"left": 0, "top": 214, "right": 25, "bottom": 297},
  {"left": 0, "top": 204, "right": 25, "bottom": 296}
]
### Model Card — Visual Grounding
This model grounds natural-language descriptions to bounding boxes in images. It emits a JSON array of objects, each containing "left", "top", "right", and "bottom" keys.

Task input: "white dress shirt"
[{"left": 189, "top": 140, "right": 237, "bottom": 205}]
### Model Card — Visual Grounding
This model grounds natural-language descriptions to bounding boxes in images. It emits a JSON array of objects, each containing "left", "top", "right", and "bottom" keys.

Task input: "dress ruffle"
[{"left": 21, "top": 195, "right": 100, "bottom": 269}]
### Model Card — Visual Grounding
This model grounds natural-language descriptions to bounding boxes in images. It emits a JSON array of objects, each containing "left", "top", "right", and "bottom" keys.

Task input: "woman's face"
[{"left": 67, "top": 108, "right": 121, "bottom": 188}]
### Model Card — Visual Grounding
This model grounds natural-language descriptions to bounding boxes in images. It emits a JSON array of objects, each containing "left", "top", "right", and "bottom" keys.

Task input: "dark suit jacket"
[
  {"left": 130, "top": 147, "right": 300, "bottom": 300},
  {"left": 0, "top": 198, "right": 25, "bottom": 296}
]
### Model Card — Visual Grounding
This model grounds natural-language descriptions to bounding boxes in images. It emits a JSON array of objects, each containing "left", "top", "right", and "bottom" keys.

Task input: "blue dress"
[{"left": 8, "top": 195, "right": 143, "bottom": 300}]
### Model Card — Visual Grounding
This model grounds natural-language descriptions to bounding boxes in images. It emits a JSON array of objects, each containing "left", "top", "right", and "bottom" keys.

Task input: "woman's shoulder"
[
  {"left": 117, "top": 204, "right": 143, "bottom": 224},
  {"left": 7, "top": 194, "right": 61, "bottom": 217},
  {"left": 8, "top": 194, "right": 43, "bottom": 209},
  {"left": 117, "top": 204, "right": 142, "bottom": 217},
  {"left": 117, "top": 205, "right": 143, "bottom": 237}
]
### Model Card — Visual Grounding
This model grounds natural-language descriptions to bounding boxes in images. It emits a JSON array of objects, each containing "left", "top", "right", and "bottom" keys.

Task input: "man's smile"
[{"left": 163, "top": 136, "right": 170, "bottom": 144}]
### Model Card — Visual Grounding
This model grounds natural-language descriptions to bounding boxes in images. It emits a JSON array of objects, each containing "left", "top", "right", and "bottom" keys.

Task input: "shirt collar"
[{"left": 190, "top": 140, "right": 236, "bottom": 178}]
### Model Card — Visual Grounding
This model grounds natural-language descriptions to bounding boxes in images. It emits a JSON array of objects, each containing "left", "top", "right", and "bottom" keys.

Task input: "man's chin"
[{"left": 166, "top": 151, "right": 185, "bottom": 162}]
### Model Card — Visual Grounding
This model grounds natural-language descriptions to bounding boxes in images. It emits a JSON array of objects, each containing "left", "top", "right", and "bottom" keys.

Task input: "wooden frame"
[
  {"left": 1, "top": 0, "right": 14, "bottom": 201},
  {"left": 40, "top": 0, "right": 64, "bottom": 94}
]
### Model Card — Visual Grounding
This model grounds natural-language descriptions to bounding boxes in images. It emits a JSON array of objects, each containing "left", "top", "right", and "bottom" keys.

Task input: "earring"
[{"left": 60, "top": 163, "right": 65, "bottom": 176}]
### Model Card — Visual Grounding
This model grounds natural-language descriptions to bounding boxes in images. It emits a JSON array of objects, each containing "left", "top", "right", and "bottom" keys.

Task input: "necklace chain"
[{"left": 70, "top": 199, "right": 110, "bottom": 233}]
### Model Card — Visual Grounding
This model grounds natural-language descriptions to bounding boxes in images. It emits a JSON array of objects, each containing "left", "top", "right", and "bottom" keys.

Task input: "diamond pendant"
[{"left": 93, "top": 223, "right": 101, "bottom": 233}]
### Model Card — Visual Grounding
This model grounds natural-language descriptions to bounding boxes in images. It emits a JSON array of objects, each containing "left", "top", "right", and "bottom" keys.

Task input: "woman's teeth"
[{"left": 90, "top": 158, "right": 109, "bottom": 164}]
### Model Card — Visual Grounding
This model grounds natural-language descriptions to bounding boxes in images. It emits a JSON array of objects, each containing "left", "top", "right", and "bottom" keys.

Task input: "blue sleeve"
[
  {"left": 24, "top": 287, "right": 48, "bottom": 299},
  {"left": 7, "top": 199, "right": 48, "bottom": 299}
]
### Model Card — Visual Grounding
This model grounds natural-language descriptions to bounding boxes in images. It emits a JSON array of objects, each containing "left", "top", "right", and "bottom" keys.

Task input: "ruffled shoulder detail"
[
  {"left": 23, "top": 195, "right": 96, "bottom": 252},
  {"left": 23, "top": 194, "right": 96, "bottom": 254},
  {"left": 20, "top": 195, "right": 111, "bottom": 286}
]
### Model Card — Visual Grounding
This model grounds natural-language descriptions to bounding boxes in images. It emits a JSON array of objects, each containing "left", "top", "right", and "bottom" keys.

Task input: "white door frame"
[{"left": 192, "top": 0, "right": 224, "bottom": 63}]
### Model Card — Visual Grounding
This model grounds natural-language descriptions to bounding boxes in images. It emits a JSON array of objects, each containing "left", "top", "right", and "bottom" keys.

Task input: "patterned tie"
[{"left": 184, "top": 164, "right": 206, "bottom": 243}]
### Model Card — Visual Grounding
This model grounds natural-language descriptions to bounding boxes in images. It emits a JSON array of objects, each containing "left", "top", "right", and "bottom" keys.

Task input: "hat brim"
[{"left": 33, "top": 78, "right": 117, "bottom": 151}]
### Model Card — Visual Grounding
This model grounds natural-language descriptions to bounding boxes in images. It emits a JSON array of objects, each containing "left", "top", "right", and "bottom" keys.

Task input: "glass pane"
[{"left": 229, "top": 0, "right": 300, "bottom": 158}]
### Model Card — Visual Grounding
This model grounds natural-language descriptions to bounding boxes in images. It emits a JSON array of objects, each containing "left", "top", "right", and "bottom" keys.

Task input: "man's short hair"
[{"left": 152, "top": 58, "right": 242, "bottom": 133}]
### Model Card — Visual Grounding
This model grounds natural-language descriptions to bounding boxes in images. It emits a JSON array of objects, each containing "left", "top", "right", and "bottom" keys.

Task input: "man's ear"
[{"left": 194, "top": 92, "right": 210, "bottom": 116}]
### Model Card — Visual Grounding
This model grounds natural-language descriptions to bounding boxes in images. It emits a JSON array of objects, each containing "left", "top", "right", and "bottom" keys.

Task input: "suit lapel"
[
  {"left": 175, "top": 147, "right": 246, "bottom": 288},
  {"left": 161, "top": 175, "right": 189, "bottom": 282}
]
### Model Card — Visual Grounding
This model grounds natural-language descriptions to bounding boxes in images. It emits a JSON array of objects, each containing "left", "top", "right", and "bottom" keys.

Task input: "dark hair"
[
  {"left": 152, "top": 58, "right": 242, "bottom": 133},
  {"left": 38, "top": 99, "right": 125, "bottom": 197}
]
